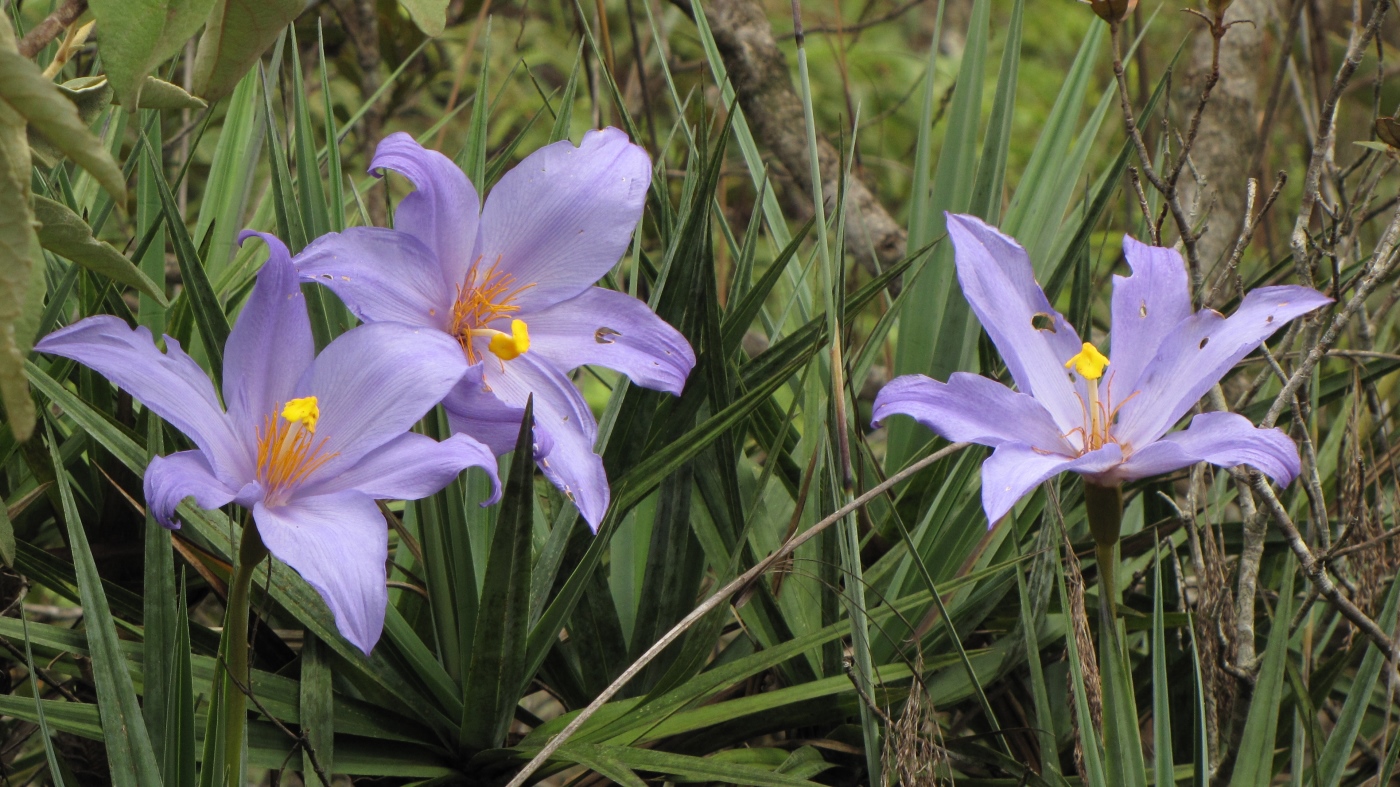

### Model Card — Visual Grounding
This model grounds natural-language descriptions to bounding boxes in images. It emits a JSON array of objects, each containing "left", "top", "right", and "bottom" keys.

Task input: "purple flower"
[
  {"left": 293, "top": 129, "right": 696, "bottom": 530},
  {"left": 872, "top": 213, "right": 1331, "bottom": 526},
  {"left": 35, "top": 232, "right": 501, "bottom": 654}
]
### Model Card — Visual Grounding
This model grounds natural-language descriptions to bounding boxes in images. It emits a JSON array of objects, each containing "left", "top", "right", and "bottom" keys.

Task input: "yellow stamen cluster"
[
  {"left": 1065, "top": 342, "right": 1110, "bottom": 380},
  {"left": 450, "top": 257, "right": 536, "bottom": 364},
  {"left": 257, "top": 397, "right": 336, "bottom": 505}
]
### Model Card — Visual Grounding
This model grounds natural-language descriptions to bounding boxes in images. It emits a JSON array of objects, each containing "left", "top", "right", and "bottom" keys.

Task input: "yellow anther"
[
  {"left": 1065, "top": 342, "right": 1110, "bottom": 380},
  {"left": 488, "top": 319, "right": 531, "bottom": 361},
  {"left": 280, "top": 396, "right": 321, "bottom": 433}
]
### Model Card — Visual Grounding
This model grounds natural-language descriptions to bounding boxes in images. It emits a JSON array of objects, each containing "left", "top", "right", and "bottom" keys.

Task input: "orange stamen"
[
  {"left": 255, "top": 411, "right": 338, "bottom": 505},
  {"left": 449, "top": 257, "right": 536, "bottom": 364}
]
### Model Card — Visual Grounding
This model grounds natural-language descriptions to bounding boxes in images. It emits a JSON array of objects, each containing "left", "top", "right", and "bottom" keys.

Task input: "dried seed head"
[{"left": 1081, "top": 0, "right": 1137, "bottom": 24}]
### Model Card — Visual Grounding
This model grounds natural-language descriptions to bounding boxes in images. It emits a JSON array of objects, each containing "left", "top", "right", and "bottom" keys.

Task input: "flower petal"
[
  {"left": 478, "top": 128, "right": 651, "bottom": 311},
  {"left": 1107, "top": 236, "right": 1192, "bottom": 395},
  {"left": 872, "top": 372, "right": 1075, "bottom": 453},
  {"left": 370, "top": 131, "right": 480, "bottom": 289},
  {"left": 443, "top": 353, "right": 607, "bottom": 529},
  {"left": 143, "top": 450, "right": 238, "bottom": 529},
  {"left": 442, "top": 365, "right": 539, "bottom": 456},
  {"left": 34, "top": 316, "right": 249, "bottom": 482},
  {"left": 295, "top": 227, "right": 452, "bottom": 330},
  {"left": 254, "top": 490, "right": 387, "bottom": 654},
  {"left": 524, "top": 287, "right": 694, "bottom": 395},
  {"left": 946, "top": 213, "right": 1087, "bottom": 433},
  {"left": 1113, "top": 285, "right": 1332, "bottom": 446},
  {"left": 305, "top": 432, "right": 501, "bottom": 505},
  {"left": 981, "top": 442, "right": 1124, "bottom": 526},
  {"left": 298, "top": 322, "right": 468, "bottom": 479},
  {"left": 225, "top": 232, "right": 316, "bottom": 440},
  {"left": 1109, "top": 411, "right": 1300, "bottom": 486}
]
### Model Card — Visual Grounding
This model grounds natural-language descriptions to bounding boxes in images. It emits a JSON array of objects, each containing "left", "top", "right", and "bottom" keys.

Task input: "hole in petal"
[
  {"left": 595, "top": 327, "right": 622, "bottom": 344},
  {"left": 1199, "top": 337, "right": 1210, "bottom": 349},
  {"left": 1139, "top": 301, "right": 1148, "bottom": 317},
  {"left": 1030, "top": 313, "right": 1057, "bottom": 333}
]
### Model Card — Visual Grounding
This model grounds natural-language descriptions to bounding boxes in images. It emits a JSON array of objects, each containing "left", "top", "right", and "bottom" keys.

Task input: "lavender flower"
[
  {"left": 35, "top": 232, "right": 500, "bottom": 653},
  {"left": 872, "top": 213, "right": 1331, "bottom": 526},
  {"left": 293, "top": 130, "right": 695, "bottom": 529}
]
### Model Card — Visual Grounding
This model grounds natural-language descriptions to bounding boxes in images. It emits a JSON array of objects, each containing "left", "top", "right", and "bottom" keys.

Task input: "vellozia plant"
[
  {"left": 35, "top": 232, "right": 501, "bottom": 784},
  {"left": 872, "top": 213, "right": 1330, "bottom": 600},
  {"left": 293, "top": 129, "right": 695, "bottom": 529}
]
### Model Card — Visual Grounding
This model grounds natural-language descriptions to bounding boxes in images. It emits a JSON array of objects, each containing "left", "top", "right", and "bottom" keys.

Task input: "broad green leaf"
[
  {"left": 88, "top": 0, "right": 217, "bottom": 107},
  {"left": 136, "top": 129, "right": 231, "bottom": 378},
  {"left": 43, "top": 422, "right": 164, "bottom": 786},
  {"left": 192, "top": 0, "right": 305, "bottom": 101},
  {"left": 1152, "top": 546, "right": 1174, "bottom": 787},
  {"left": 0, "top": 40, "right": 126, "bottom": 202},
  {"left": 300, "top": 633, "right": 335, "bottom": 785},
  {"left": 0, "top": 66, "right": 40, "bottom": 441},
  {"left": 1228, "top": 556, "right": 1296, "bottom": 786},
  {"left": 549, "top": 42, "right": 583, "bottom": 143},
  {"left": 886, "top": 0, "right": 989, "bottom": 467},
  {"left": 1314, "top": 573, "right": 1400, "bottom": 786},
  {"left": 398, "top": 0, "right": 450, "bottom": 36},
  {"left": 33, "top": 195, "right": 168, "bottom": 305},
  {"left": 117, "top": 77, "right": 208, "bottom": 110},
  {"left": 0, "top": 493, "right": 14, "bottom": 567},
  {"left": 460, "top": 399, "right": 537, "bottom": 751},
  {"left": 196, "top": 68, "right": 265, "bottom": 278},
  {"left": 21, "top": 610, "right": 68, "bottom": 786}
]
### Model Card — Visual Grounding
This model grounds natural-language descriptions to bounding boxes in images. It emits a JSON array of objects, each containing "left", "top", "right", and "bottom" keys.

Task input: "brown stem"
[
  {"left": 17, "top": 0, "right": 88, "bottom": 59},
  {"left": 1251, "top": 476, "right": 1400, "bottom": 666}
]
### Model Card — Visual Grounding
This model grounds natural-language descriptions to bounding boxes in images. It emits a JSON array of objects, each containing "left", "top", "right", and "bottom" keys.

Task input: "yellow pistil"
[
  {"left": 257, "top": 399, "right": 336, "bottom": 505},
  {"left": 280, "top": 396, "right": 321, "bottom": 433},
  {"left": 449, "top": 257, "right": 536, "bottom": 364},
  {"left": 1066, "top": 343, "right": 1110, "bottom": 450},
  {"left": 488, "top": 319, "right": 530, "bottom": 361},
  {"left": 1064, "top": 342, "right": 1110, "bottom": 380}
]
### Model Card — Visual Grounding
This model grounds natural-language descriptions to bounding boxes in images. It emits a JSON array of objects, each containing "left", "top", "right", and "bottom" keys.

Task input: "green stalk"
[
  {"left": 223, "top": 523, "right": 268, "bottom": 787},
  {"left": 1084, "top": 481, "right": 1124, "bottom": 617}
]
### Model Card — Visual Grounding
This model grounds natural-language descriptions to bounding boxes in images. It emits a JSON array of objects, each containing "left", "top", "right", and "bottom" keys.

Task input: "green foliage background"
[{"left": 1, "top": 0, "right": 1397, "bottom": 784}]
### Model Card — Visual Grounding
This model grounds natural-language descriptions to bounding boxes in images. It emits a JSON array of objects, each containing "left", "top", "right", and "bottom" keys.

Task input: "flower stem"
[
  {"left": 1084, "top": 482, "right": 1124, "bottom": 617},
  {"left": 223, "top": 523, "right": 268, "bottom": 787}
]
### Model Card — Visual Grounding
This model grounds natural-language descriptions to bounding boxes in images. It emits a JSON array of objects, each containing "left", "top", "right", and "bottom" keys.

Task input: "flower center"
[
  {"left": 256, "top": 396, "right": 337, "bottom": 506},
  {"left": 1065, "top": 342, "right": 1113, "bottom": 451},
  {"left": 449, "top": 257, "right": 536, "bottom": 365}
]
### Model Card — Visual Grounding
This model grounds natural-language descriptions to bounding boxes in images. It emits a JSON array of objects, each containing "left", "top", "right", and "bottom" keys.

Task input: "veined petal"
[
  {"left": 1109, "top": 411, "right": 1300, "bottom": 486},
  {"left": 1114, "top": 285, "right": 1332, "bottom": 446},
  {"left": 370, "top": 131, "right": 481, "bottom": 289},
  {"left": 35, "top": 316, "right": 250, "bottom": 482},
  {"left": 298, "top": 323, "right": 468, "bottom": 480},
  {"left": 478, "top": 128, "right": 651, "bottom": 312},
  {"left": 981, "top": 442, "right": 1124, "bottom": 527},
  {"left": 872, "top": 372, "right": 1075, "bottom": 453},
  {"left": 143, "top": 450, "right": 238, "bottom": 529},
  {"left": 296, "top": 228, "right": 452, "bottom": 331},
  {"left": 442, "top": 365, "right": 539, "bottom": 456},
  {"left": 444, "top": 353, "right": 607, "bottom": 529},
  {"left": 946, "top": 213, "right": 1087, "bottom": 433},
  {"left": 1107, "top": 236, "right": 1192, "bottom": 395},
  {"left": 254, "top": 490, "right": 387, "bottom": 654},
  {"left": 305, "top": 432, "right": 501, "bottom": 505},
  {"left": 524, "top": 287, "right": 694, "bottom": 395},
  {"left": 226, "top": 232, "right": 315, "bottom": 441}
]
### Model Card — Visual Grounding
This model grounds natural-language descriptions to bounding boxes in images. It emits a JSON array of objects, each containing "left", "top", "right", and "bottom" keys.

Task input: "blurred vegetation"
[{"left": 3, "top": 0, "right": 1400, "bottom": 785}]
